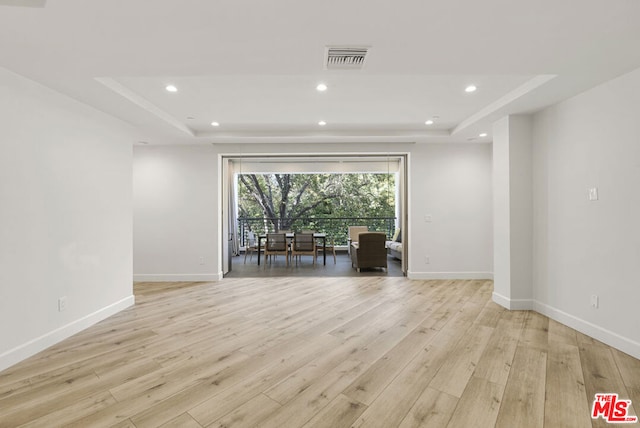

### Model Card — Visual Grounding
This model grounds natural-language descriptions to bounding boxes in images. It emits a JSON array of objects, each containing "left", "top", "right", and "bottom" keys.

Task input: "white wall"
[
  {"left": 492, "top": 115, "right": 533, "bottom": 309},
  {"left": 0, "top": 68, "right": 134, "bottom": 371},
  {"left": 132, "top": 142, "right": 493, "bottom": 281},
  {"left": 133, "top": 145, "right": 219, "bottom": 281},
  {"left": 492, "top": 117, "right": 512, "bottom": 301},
  {"left": 532, "top": 66, "right": 640, "bottom": 358},
  {"left": 509, "top": 116, "right": 533, "bottom": 302},
  {"left": 409, "top": 143, "right": 493, "bottom": 279}
]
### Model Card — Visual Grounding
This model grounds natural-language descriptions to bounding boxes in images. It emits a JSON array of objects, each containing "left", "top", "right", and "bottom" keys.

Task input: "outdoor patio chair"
[
  {"left": 316, "top": 237, "right": 336, "bottom": 264},
  {"left": 350, "top": 232, "right": 387, "bottom": 272},
  {"left": 291, "top": 232, "right": 316, "bottom": 265},
  {"left": 347, "top": 226, "right": 368, "bottom": 255},
  {"left": 264, "top": 233, "right": 289, "bottom": 267},
  {"left": 244, "top": 231, "right": 258, "bottom": 264}
]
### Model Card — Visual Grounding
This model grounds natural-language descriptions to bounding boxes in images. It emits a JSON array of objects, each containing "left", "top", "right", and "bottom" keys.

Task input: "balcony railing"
[{"left": 237, "top": 216, "right": 396, "bottom": 247}]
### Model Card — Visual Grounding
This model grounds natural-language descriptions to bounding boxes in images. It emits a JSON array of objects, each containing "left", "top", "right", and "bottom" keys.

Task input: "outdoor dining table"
[{"left": 257, "top": 233, "right": 326, "bottom": 265}]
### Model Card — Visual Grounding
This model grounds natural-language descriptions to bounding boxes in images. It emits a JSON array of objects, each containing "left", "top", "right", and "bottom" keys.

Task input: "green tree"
[
  {"left": 238, "top": 174, "right": 341, "bottom": 230},
  {"left": 238, "top": 173, "right": 395, "bottom": 238}
]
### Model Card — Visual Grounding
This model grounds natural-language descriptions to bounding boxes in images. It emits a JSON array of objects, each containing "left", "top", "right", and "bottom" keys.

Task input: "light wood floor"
[{"left": 1, "top": 278, "right": 638, "bottom": 427}]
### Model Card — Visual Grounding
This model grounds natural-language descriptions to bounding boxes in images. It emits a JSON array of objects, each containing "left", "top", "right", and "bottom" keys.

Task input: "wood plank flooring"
[{"left": 0, "top": 278, "right": 638, "bottom": 427}]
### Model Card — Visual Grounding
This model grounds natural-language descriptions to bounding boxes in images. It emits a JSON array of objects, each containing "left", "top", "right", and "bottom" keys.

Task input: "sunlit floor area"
[
  {"left": 1, "top": 279, "right": 638, "bottom": 427},
  {"left": 226, "top": 251, "right": 404, "bottom": 278}
]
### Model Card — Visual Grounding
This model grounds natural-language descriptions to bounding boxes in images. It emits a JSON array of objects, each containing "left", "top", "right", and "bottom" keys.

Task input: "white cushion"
[{"left": 385, "top": 241, "right": 402, "bottom": 252}]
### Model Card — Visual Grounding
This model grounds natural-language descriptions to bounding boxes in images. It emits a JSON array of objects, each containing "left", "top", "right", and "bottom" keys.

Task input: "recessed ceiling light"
[
  {"left": 465, "top": 85, "right": 477, "bottom": 93},
  {"left": 211, "top": 121, "right": 220, "bottom": 127},
  {"left": 479, "top": 132, "right": 488, "bottom": 137},
  {"left": 318, "top": 120, "right": 327, "bottom": 126},
  {"left": 425, "top": 120, "right": 434, "bottom": 125},
  {"left": 316, "top": 83, "right": 328, "bottom": 92},
  {"left": 165, "top": 85, "right": 178, "bottom": 93}
]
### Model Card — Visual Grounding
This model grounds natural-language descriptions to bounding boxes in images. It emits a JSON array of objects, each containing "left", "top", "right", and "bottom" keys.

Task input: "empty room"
[{"left": 1, "top": 1, "right": 639, "bottom": 427}]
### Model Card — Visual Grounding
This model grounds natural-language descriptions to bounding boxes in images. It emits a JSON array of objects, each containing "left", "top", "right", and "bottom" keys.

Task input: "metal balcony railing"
[{"left": 237, "top": 216, "right": 396, "bottom": 247}]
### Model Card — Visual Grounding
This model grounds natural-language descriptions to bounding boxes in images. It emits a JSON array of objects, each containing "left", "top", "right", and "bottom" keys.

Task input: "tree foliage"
[{"left": 238, "top": 173, "right": 395, "bottom": 233}]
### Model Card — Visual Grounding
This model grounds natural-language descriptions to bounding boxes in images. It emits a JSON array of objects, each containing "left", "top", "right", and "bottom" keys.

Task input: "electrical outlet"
[
  {"left": 588, "top": 187, "right": 599, "bottom": 201},
  {"left": 199, "top": 256, "right": 205, "bottom": 265},
  {"left": 424, "top": 215, "right": 432, "bottom": 222},
  {"left": 58, "top": 296, "right": 67, "bottom": 312},
  {"left": 590, "top": 294, "right": 599, "bottom": 309},
  {"left": 425, "top": 256, "right": 430, "bottom": 264}
]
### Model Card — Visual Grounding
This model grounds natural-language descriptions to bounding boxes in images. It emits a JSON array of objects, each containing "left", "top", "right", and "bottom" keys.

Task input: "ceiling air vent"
[{"left": 324, "top": 46, "right": 370, "bottom": 70}]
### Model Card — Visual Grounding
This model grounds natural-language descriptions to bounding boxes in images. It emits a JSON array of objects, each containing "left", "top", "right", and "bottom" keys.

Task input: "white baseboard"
[
  {"left": 491, "top": 295, "right": 640, "bottom": 358},
  {"left": 492, "top": 292, "right": 533, "bottom": 310},
  {"left": 133, "top": 273, "right": 222, "bottom": 282},
  {"left": 534, "top": 300, "right": 640, "bottom": 360},
  {"left": 407, "top": 271, "right": 494, "bottom": 280},
  {"left": 0, "top": 295, "right": 135, "bottom": 372}
]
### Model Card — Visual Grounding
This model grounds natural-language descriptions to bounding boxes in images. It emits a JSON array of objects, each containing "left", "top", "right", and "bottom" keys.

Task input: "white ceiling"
[{"left": 1, "top": 0, "right": 640, "bottom": 145}]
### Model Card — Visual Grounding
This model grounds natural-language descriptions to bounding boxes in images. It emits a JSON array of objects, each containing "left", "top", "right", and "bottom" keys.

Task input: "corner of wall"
[
  {"left": 0, "top": 296, "right": 134, "bottom": 372},
  {"left": 492, "top": 292, "right": 533, "bottom": 310}
]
